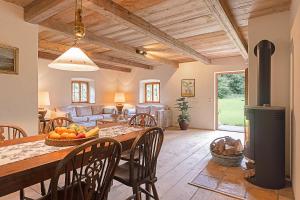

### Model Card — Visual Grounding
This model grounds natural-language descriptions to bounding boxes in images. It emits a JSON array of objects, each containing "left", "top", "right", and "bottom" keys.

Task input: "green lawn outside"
[{"left": 218, "top": 96, "right": 245, "bottom": 126}]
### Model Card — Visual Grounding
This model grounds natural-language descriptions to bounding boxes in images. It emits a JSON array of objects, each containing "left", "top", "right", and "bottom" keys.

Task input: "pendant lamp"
[{"left": 48, "top": 0, "right": 98, "bottom": 71}]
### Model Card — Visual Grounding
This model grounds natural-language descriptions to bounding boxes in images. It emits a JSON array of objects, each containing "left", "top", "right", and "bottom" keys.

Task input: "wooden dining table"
[{"left": 0, "top": 124, "right": 144, "bottom": 197}]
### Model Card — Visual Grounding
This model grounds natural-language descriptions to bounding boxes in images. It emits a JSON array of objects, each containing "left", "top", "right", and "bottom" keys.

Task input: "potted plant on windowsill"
[{"left": 176, "top": 97, "right": 191, "bottom": 130}]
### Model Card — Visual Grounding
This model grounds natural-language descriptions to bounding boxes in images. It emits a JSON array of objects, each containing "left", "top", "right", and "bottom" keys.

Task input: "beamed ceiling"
[{"left": 5, "top": 0, "right": 291, "bottom": 72}]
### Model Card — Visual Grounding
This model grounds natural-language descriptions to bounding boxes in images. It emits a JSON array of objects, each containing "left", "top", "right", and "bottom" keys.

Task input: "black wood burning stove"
[{"left": 244, "top": 40, "right": 285, "bottom": 189}]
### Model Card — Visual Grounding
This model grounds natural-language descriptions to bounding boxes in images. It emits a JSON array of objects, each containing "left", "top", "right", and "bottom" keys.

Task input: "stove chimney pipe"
[{"left": 254, "top": 40, "right": 275, "bottom": 106}]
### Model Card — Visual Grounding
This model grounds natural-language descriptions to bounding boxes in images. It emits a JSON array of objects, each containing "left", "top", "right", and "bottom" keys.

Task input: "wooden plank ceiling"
[{"left": 5, "top": 0, "right": 291, "bottom": 72}]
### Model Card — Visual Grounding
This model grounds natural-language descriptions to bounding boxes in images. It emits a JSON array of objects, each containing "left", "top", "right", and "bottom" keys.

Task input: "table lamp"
[
  {"left": 38, "top": 91, "right": 50, "bottom": 119},
  {"left": 114, "top": 92, "right": 125, "bottom": 114}
]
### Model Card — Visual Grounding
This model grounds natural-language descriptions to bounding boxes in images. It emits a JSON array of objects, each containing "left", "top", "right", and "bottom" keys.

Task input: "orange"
[
  {"left": 49, "top": 132, "right": 61, "bottom": 139},
  {"left": 66, "top": 133, "right": 77, "bottom": 139},
  {"left": 60, "top": 132, "right": 69, "bottom": 139},
  {"left": 55, "top": 127, "right": 67, "bottom": 134}
]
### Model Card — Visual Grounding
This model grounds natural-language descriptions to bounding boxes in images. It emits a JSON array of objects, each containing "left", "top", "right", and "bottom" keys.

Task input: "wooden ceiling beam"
[
  {"left": 95, "top": 62, "right": 132, "bottom": 73},
  {"left": 204, "top": 0, "right": 248, "bottom": 59},
  {"left": 40, "top": 20, "right": 178, "bottom": 68},
  {"left": 83, "top": 0, "right": 211, "bottom": 64},
  {"left": 38, "top": 40, "right": 153, "bottom": 70},
  {"left": 24, "top": 0, "right": 73, "bottom": 23},
  {"left": 38, "top": 51, "right": 58, "bottom": 60},
  {"left": 91, "top": 53, "right": 154, "bottom": 70},
  {"left": 38, "top": 51, "right": 132, "bottom": 73}
]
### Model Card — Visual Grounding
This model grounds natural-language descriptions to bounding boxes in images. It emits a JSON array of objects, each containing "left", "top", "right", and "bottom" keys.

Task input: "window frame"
[
  {"left": 71, "top": 81, "right": 90, "bottom": 103},
  {"left": 144, "top": 82, "right": 160, "bottom": 103}
]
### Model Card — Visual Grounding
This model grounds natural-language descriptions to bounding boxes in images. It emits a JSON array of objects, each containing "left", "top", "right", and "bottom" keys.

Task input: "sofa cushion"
[
  {"left": 88, "top": 115, "right": 104, "bottom": 121},
  {"left": 91, "top": 105, "right": 104, "bottom": 115},
  {"left": 56, "top": 106, "right": 77, "bottom": 118},
  {"left": 136, "top": 105, "right": 151, "bottom": 114},
  {"left": 72, "top": 116, "right": 89, "bottom": 123},
  {"left": 126, "top": 108, "right": 136, "bottom": 115},
  {"left": 76, "top": 106, "right": 92, "bottom": 117},
  {"left": 103, "top": 107, "right": 116, "bottom": 114},
  {"left": 102, "top": 114, "right": 114, "bottom": 119}
]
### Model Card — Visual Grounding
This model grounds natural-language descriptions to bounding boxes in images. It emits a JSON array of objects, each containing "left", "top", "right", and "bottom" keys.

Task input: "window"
[
  {"left": 145, "top": 82, "right": 160, "bottom": 103},
  {"left": 72, "top": 81, "right": 89, "bottom": 103},
  {"left": 139, "top": 79, "right": 160, "bottom": 103}
]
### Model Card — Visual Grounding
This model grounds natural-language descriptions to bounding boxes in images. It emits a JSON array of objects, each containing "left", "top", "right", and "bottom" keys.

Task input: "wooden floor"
[{"left": 0, "top": 128, "right": 293, "bottom": 200}]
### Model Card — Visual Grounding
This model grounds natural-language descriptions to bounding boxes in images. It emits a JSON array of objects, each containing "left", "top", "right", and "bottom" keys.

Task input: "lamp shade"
[
  {"left": 38, "top": 91, "right": 50, "bottom": 106},
  {"left": 48, "top": 47, "right": 99, "bottom": 71},
  {"left": 114, "top": 93, "right": 125, "bottom": 103}
]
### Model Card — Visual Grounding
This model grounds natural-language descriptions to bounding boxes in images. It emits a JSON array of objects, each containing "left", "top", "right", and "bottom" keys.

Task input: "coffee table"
[{"left": 97, "top": 117, "right": 128, "bottom": 125}]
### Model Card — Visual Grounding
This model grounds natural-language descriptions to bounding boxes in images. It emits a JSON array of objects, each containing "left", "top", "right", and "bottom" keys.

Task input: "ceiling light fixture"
[
  {"left": 136, "top": 49, "right": 147, "bottom": 56},
  {"left": 48, "top": 0, "right": 98, "bottom": 71}
]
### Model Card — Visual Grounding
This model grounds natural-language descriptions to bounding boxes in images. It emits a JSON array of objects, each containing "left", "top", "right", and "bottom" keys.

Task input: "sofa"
[
  {"left": 55, "top": 105, "right": 117, "bottom": 127},
  {"left": 124, "top": 104, "right": 172, "bottom": 129}
]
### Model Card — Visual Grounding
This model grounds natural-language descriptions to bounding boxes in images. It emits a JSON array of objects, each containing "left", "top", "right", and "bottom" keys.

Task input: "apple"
[{"left": 76, "top": 133, "right": 86, "bottom": 139}]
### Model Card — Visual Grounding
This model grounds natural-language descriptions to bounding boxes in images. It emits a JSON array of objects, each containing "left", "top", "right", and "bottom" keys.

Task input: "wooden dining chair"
[
  {"left": 128, "top": 113, "right": 157, "bottom": 128},
  {"left": 0, "top": 124, "right": 27, "bottom": 141},
  {"left": 0, "top": 124, "right": 46, "bottom": 200},
  {"left": 39, "top": 137, "right": 122, "bottom": 200},
  {"left": 113, "top": 127, "right": 164, "bottom": 200},
  {"left": 121, "top": 114, "right": 158, "bottom": 162},
  {"left": 45, "top": 117, "right": 74, "bottom": 133}
]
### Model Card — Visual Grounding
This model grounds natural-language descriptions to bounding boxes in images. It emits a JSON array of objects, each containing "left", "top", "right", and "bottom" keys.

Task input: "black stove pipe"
[{"left": 254, "top": 40, "right": 275, "bottom": 106}]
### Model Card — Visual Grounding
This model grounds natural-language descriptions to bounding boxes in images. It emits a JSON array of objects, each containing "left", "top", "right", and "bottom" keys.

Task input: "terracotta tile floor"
[{"left": 190, "top": 160, "right": 294, "bottom": 200}]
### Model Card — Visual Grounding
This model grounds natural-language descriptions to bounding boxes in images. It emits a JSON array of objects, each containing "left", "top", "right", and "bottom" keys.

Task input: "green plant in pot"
[{"left": 176, "top": 97, "right": 191, "bottom": 130}]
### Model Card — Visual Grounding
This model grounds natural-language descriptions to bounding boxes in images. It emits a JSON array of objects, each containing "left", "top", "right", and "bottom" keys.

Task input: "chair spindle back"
[
  {"left": 0, "top": 125, "right": 27, "bottom": 141},
  {"left": 129, "top": 127, "right": 164, "bottom": 184},
  {"left": 47, "top": 138, "right": 122, "bottom": 200},
  {"left": 129, "top": 113, "right": 157, "bottom": 128}
]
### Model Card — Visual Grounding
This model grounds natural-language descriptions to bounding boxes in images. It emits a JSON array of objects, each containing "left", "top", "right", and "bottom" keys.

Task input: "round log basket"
[
  {"left": 210, "top": 136, "right": 244, "bottom": 167},
  {"left": 45, "top": 135, "right": 99, "bottom": 147}
]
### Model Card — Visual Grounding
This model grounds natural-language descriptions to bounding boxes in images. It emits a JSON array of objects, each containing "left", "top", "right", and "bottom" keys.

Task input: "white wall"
[
  {"left": 38, "top": 58, "right": 124, "bottom": 107},
  {"left": 248, "top": 11, "right": 291, "bottom": 108},
  {"left": 0, "top": 0, "right": 38, "bottom": 135},
  {"left": 248, "top": 11, "right": 291, "bottom": 177},
  {"left": 290, "top": 0, "right": 300, "bottom": 198}
]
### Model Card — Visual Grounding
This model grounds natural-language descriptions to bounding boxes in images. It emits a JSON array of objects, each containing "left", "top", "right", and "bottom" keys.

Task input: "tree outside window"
[
  {"left": 72, "top": 81, "right": 89, "bottom": 103},
  {"left": 145, "top": 82, "right": 160, "bottom": 103}
]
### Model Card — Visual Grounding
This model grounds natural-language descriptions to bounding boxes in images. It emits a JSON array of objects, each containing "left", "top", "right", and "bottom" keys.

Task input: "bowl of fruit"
[{"left": 45, "top": 124, "right": 100, "bottom": 147}]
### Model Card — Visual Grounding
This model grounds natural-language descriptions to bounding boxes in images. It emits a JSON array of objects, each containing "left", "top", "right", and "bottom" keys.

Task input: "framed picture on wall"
[
  {"left": 0, "top": 44, "right": 19, "bottom": 75},
  {"left": 181, "top": 79, "right": 195, "bottom": 97}
]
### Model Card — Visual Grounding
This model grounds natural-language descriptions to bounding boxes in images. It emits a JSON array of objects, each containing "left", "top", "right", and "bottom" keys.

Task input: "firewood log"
[
  {"left": 213, "top": 139, "right": 225, "bottom": 154},
  {"left": 225, "top": 137, "right": 236, "bottom": 146},
  {"left": 246, "top": 161, "right": 255, "bottom": 169},
  {"left": 244, "top": 169, "right": 255, "bottom": 178},
  {"left": 222, "top": 148, "right": 237, "bottom": 156},
  {"left": 233, "top": 139, "right": 244, "bottom": 152}
]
